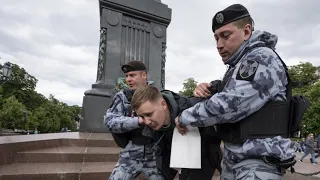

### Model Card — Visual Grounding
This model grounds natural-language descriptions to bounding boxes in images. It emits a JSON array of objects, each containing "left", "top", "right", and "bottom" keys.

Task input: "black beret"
[
  {"left": 121, "top": 60, "right": 146, "bottom": 73},
  {"left": 212, "top": 4, "right": 251, "bottom": 32}
]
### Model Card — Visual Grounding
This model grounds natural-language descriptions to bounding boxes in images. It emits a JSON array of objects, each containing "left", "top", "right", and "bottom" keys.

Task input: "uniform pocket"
[
  {"left": 254, "top": 171, "right": 282, "bottom": 180},
  {"left": 234, "top": 164, "right": 282, "bottom": 180},
  {"left": 233, "top": 163, "right": 255, "bottom": 180}
]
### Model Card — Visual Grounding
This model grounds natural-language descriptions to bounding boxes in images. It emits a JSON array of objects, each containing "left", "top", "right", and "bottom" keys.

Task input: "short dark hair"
[
  {"left": 232, "top": 16, "right": 254, "bottom": 30},
  {"left": 131, "top": 85, "right": 162, "bottom": 111}
]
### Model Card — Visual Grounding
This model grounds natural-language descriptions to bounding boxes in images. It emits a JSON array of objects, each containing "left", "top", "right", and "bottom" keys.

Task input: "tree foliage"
[
  {"left": 0, "top": 96, "right": 26, "bottom": 130},
  {"left": 289, "top": 61, "right": 320, "bottom": 135},
  {"left": 296, "top": 81, "right": 320, "bottom": 136},
  {"left": 0, "top": 62, "right": 81, "bottom": 133},
  {"left": 288, "top": 62, "right": 320, "bottom": 136},
  {"left": 179, "top": 78, "right": 198, "bottom": 96},
  {"left": 114, "top": 77, "right": 129, "bottom": 92},
  {"left": 288, "top": 62, "right": 319, "bottom": 88}
]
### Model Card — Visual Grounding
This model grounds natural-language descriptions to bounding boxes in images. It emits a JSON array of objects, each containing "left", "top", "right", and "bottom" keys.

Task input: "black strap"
[
  {"left": 123, "top": 88, "right": 135, "bottom": 102},
  {"left": 271, "top": 50, "right": 292, "bottom": 99},
  {"left": 249, "top": 155, "right": 296, "bottom": 172}
]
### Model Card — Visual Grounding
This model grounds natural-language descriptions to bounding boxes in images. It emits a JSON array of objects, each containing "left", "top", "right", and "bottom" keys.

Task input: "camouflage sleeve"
[
  {"left": 103, "top": 91, "right": 140, "bottom": 133},
  {"left": 179, "top": 47, "right": 287, "bottom": 127}
]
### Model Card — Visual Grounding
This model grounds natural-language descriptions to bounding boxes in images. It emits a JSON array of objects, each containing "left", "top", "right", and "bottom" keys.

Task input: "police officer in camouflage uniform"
[
  {"left": 175, "top": 4, "right": 296, "bottom": 180},
  {"left": 104, "top": 60, "right": 165, "bottom": 180}
]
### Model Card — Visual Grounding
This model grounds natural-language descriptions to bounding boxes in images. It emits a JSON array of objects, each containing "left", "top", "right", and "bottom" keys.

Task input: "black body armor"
[{"left": 209, "top": 50, "right": 309, "bottom": 144}]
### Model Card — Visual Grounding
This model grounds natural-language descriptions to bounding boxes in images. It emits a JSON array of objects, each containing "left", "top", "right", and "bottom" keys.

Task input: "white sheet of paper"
[{"left": 169, "top": 126, "right": 201, "bottom": 169}]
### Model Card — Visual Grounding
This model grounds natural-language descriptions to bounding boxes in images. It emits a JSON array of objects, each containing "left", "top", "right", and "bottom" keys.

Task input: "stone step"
[
  {"left": 15, "top": 146, "right": 121, "bottom": 163},
  {"left": 61, "top": 138, "right": 118, "bottom": 148},
  {"left": 0, "top": 162, "right": 113, "bottom": 180},
  {"left": 0, "top": 162, "right": 179, "bottom": 180}
]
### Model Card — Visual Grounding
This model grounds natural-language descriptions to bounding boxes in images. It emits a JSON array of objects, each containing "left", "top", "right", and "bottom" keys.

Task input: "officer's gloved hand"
[
  {"left": 209, "top": 80, "right": 222, "bottom": 95},
  {"left": 193, "top": 83, "right": 212, "bottom": 98},
  {"left": 193, "top": 80, "right": 222, "bottom": 98}
]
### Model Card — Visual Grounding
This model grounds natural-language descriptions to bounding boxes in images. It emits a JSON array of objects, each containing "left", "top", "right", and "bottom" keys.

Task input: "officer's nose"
[
  {"left": 216, "top": 39, "right": 224, "bottom": 51},
  {"left": 126, "top": 76, "right": 132, "bottom": 83}
]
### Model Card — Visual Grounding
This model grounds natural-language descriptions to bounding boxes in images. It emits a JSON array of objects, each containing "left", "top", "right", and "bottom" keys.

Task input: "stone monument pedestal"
[
  {"left": 81, "top": 94, "right": 112, "bottom": 133},
  {"left": 80, "top": 0, "right": 172, "bottom": 132}
]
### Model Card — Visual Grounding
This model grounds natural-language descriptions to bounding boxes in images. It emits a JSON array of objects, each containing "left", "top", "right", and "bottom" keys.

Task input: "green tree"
[
  {"left": 0, "top": 62, "right": 79, "bottom": 133},
  {"left": 0, "top": 86, "right": 3, "bottom": 107},
  {"left": 300, "top": 82, "right": 320, "bottom": 136},
  {"left": 289, "top": 62, "right": 320, "bottom": 136},
  {"left": 114, "top": 77, "right": 128, "bottom": 92},
  {"left": 30, "top": 97, "right": 77, "bottom": 133},
  {"left": 0, "top": 62, "right": 43, "bottom": 111},
  {"left": 20, "top": 90, "right": 48, "bottom": 111},
  {"left": 68, "top": 105, "right": 82, "bottom": 122},
  {"left": 179, "top": 78, "right": 198, "bottom": 96},
  {"left": 288, "top": 62, "right": 318, "bottom": 88},
  {"left": 0, "top": 63, "right": 37, "bottom": 93},
  {"left": 0, "top": 96, "right": 27, "bottom": 130}
]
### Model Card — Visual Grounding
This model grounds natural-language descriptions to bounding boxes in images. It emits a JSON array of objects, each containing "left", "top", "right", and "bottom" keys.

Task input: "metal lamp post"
[
  {"left": 1, "top": 62, "right": 13, "bottom": 83},
  {"left": 23, "top": 109, "right": 28, "bottom": 134},
  {"left": 0, "top": 62, "right": 13, "bottom": 135}
]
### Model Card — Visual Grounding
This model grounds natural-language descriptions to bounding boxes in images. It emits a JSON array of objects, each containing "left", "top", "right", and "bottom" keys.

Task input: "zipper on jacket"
[{"left": 143, "top": 145, "right": 146, "bottom": 159}]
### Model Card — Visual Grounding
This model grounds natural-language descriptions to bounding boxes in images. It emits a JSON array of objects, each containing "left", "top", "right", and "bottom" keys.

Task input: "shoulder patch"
[{"left": 236, "top": 59, "right": 259, "bottom": 82}]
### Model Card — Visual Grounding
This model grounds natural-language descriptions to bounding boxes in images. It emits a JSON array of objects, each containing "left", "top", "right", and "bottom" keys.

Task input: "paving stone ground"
[{"left": 212, "top": 152, "right": 320, "bottom": 180}]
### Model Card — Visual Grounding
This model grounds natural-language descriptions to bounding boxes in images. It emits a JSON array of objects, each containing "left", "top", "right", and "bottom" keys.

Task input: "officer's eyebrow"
[{"left": 215, "top": 30, "right": 232, "bottom": 38}]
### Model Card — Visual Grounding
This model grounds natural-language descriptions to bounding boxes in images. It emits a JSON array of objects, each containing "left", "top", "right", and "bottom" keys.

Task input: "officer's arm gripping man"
[
  {"left": 179, "top": 47, "right": 287, "bottom": 127},
  {"left": 103, "top": 92, "right": 140, "bottom": 133}
]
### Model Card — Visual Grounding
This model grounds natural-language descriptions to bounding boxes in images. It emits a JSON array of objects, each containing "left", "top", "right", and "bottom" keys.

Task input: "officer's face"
[
  {"left": 125, "top": 71, "right": 147, "bottom": 90},
  {"left": 135, "top": 99, "right": 168, "bottom": 130},
  {"left": 214, "top": 23, "right": 251, "bottom": 61}
]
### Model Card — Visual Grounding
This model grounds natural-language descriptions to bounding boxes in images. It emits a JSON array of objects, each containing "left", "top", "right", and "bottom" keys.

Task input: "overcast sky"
[{"left": 1, "top": 0, "right": 320, "bottom": 106}]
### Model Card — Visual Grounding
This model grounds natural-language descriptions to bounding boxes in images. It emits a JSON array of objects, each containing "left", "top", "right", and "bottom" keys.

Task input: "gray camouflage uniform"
[
  {"left": 178, "top": 30, "right": 295, "bottom": 180},
  {"left": 104, "top": 90, "right": 164, "bottom": 180}
]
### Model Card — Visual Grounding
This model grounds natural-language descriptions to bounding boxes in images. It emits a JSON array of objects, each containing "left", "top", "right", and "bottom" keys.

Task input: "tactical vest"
[
  {"left": 215, "top": 49, "right": 309, "bottom": 144},
  {"left": 110, "top": 88, "right": 153, "bottom": 148}
]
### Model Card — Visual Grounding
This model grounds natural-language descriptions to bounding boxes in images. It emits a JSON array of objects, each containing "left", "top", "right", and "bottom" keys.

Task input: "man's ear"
[
  {"left": 141, "top": 71, "right": 147, "bottom": 80},
  {"left": 243, "top": 24, "right": 252, "bottom": 41},
  {"left": 160, "top": 98, "right": 167, "bottom": 110}
]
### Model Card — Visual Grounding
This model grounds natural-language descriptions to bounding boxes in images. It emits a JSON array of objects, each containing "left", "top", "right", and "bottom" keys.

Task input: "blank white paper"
[{"left": 169, "top": 126, "right": 201, "bottom": 169}]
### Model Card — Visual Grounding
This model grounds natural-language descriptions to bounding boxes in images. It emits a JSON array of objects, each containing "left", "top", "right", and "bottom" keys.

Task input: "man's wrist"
[
  {"left": 138, "top": 118, "right": 145, "bottom": 127},
  {"left": 178, "top": 116, "right": 185, "bottom": 127},
  {"left": 135, "top": 117, "right": 143, "bottom": 127}
]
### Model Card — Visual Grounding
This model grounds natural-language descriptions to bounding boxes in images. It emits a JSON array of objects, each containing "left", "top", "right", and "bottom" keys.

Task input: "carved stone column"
[{"left": 80, "top": 0, "right": 172, "bottom": 132}]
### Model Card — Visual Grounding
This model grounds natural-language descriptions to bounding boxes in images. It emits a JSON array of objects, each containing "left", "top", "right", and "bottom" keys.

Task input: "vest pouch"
[
  {"left": 131, "top": 128, "right": 153, "bottom": 145},
  {"left": 218, "top": 100, "right": 291, "bottom": 144},
  {"left": 111, "top": 132, "right": 131, "bottom": 148},
  {"left": 289, "top": 95, "right": 310, "bottom": 137},
  {"left": 156, "top": 152, "right": 178, "bottom": 180},
  {"left": 201, "top": 126, "right": 221, "bottom": 145}
]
